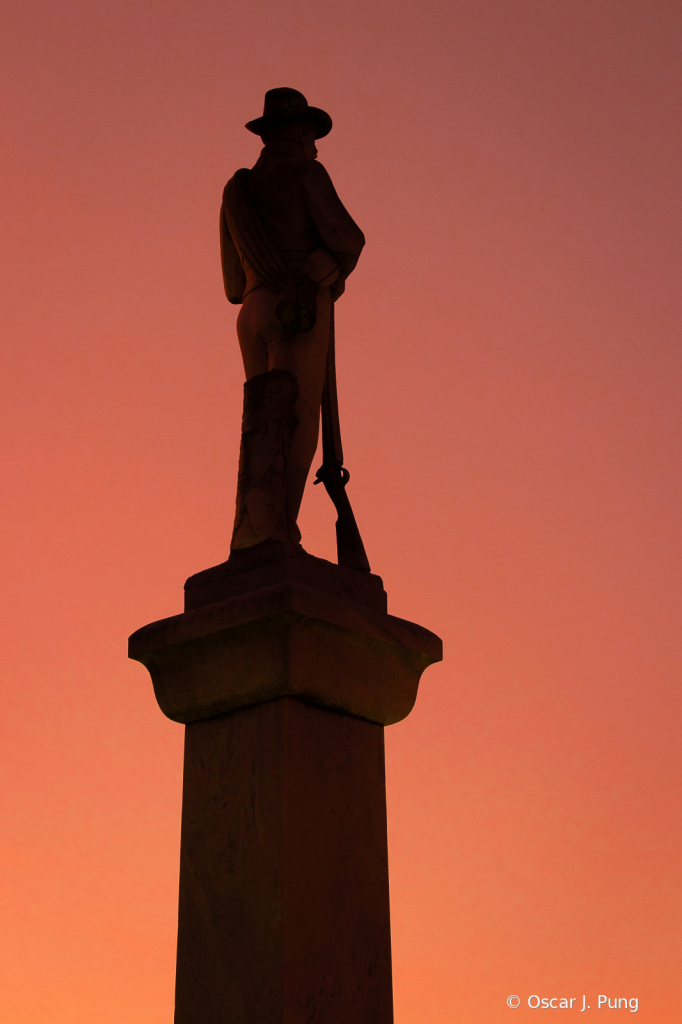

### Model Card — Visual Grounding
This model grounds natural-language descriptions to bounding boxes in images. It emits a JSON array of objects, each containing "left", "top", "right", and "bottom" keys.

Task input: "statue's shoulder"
[
  {"left": 299, "top": 159, "right": 335, "bottom": 192},
  {"left": 254, "top": 157, "right": 331, "bottom": 198},
  {"left": 304, "top": 158, "right": 331, "bottom": 178},
  {"left": 222, "top": 167, "right": 249, "bottom": 204}
]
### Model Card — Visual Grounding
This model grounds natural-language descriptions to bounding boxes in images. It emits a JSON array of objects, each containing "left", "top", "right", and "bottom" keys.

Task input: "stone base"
[{"left": 128, "top": 547, "right": 442, "bottom": 1024}]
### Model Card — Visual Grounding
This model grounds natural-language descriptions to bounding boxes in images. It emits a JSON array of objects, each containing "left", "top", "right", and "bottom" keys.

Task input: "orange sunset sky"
[{"left": 1, "top": 1, "right": 680, "bottom": 1021}]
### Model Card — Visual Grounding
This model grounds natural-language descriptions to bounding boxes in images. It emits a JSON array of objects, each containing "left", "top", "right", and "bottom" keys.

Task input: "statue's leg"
[
  {"left": 231, "top": 291, "right": 300, "bottom": 550},
  {"left": 266, "top": 289, "right": 331, "bottom": 529},
  {"left": 233, "top": 287, "right": 330, "bottom": 549}
]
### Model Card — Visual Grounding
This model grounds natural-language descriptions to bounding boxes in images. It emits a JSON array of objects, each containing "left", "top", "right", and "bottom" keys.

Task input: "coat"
[{"left": 220, "top": 141, "right": 365, "bottom": 305}]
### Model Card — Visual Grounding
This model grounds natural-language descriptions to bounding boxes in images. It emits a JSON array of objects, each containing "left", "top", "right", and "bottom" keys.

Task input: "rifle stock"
[{"left": 314, "top": 462, "right": 371, "bottom": 572}]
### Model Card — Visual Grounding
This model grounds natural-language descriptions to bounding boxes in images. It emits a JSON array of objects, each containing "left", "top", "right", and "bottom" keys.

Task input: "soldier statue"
[{"left": 220, "top": 88, "right": 369, "bottom": 569}]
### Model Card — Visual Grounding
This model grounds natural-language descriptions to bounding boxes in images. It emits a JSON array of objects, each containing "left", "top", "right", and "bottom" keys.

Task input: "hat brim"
[{"left": 245, "top": 105, "right": 332, "bottom": 139}]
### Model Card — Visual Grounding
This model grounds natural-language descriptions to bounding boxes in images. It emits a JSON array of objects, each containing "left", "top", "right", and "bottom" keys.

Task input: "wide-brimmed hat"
[{"left": 245, "top": 88, "right": 332, "bottom": 139}]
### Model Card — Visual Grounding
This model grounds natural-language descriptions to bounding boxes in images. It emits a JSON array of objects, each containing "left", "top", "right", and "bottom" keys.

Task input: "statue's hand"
[
  {"left": 331, "top": 277, "right": 346, "bottom": 302},
  {"left": 314, "top": 461, "right": 350, "bottom": 505}
]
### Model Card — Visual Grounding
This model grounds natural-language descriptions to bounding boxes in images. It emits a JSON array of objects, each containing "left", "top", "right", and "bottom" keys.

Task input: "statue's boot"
[{"left": 230, "top": 369, "right": 301, "bottom": 550}]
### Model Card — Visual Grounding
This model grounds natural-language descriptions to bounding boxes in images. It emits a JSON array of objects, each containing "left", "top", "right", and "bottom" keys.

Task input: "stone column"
[{"left": 129, "top": 548, "right": 442, "bottom": 1024}]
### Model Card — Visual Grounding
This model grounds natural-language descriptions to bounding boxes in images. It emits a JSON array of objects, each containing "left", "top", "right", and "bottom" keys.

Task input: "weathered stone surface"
[
  {"left": 174, "top": 697, "right": 393, "bottom": 1024},
  {"left": 128, "top": 580, "right": 442, "bottom": 727}
]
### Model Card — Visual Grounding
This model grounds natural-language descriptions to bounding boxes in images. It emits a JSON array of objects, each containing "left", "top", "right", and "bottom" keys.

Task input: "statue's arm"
[
  {"left": 303, "top": 162, "right": 365, "bottom": 281},
  {"left": 219, "top": 199, "right": 247, "bottom": 304}
]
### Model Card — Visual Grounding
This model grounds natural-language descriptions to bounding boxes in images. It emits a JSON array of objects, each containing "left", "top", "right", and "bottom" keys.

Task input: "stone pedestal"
[{"left": 129, "top": 546, "right": 442, "bottom": 1024}]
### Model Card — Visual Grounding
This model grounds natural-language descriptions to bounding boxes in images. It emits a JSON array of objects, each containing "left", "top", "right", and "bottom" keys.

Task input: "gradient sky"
[{"left": 1, "top": 1, "right": 680, "bottom": 1021}]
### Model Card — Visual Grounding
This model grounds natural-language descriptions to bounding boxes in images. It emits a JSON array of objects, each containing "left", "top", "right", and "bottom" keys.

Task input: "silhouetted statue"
[{"left": 221, "top": 88, "right": 369, "bottom": 570}]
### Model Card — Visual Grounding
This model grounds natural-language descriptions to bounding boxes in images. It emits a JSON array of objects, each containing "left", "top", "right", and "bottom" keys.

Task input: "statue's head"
[{"left": 245, "top": 88, "right": 332, "bottom": 145}]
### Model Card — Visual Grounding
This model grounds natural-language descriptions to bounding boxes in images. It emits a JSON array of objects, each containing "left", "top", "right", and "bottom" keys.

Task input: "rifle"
[{"left": 313, "top": 305, "right": 371, "bottom": 572}]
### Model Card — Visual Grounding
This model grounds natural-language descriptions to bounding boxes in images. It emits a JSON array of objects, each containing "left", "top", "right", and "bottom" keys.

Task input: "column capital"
[{"left": 129, "top": 573, "right": 442, "bottom": 726}]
